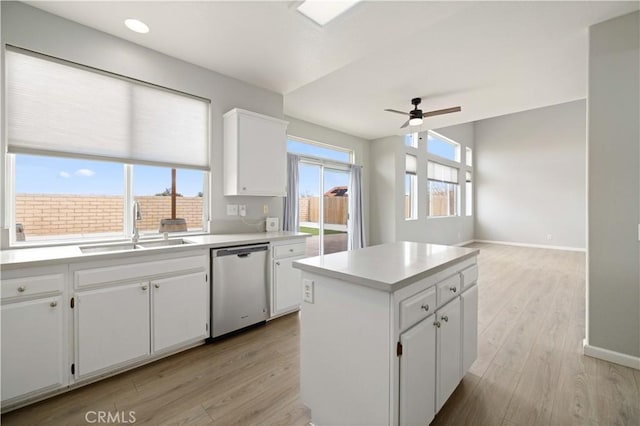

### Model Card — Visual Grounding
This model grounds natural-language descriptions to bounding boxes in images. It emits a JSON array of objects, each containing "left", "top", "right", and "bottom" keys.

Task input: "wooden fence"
[{"left": 299, "top": 197, "right": 348, "bottom": 225}]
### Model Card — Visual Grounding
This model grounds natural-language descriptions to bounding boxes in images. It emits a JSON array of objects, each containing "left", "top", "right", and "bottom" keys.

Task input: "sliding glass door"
[{"left": 298, "top": 161, "right": 350, "bottom": 256}]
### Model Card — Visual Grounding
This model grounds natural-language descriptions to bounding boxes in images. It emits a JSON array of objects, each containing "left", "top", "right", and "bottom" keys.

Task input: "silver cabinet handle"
[
  {"left": 141, "top": 285, "right": 148, "bottom": 291},
  {"left": 442, "top": 315, "right": 449, "bottom": 322},
  {"left": 50, "top": 301, "right": 58, "bottom": 308},
  {"left": 449, "top": 286, "right": 457, "bottom": 293},
  {"left": 17, "top": 286, "right": 26, "bottom": 293},
  {"left": 434, "top": 321, "right": 441, "bottom": 328},
  {"left": 275, "top": 261, "right": 280, "bottom": 266},
  {"left": 421, "top": 304, "right": 429, "bottom": 312},
  {"left": 154, "top": 284, "right": 160, "bottom": 289},
  {"left": 289, "top": 248, "right": 294, "bottom": 252}
]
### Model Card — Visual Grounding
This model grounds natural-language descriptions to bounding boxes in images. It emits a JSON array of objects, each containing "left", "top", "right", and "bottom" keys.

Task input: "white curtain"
[
  {"left": 348, "top": 165, "right": 366, "bottom": 250},
  {"left": 283, "top": 153, "right": 300, "bottom": 231}
]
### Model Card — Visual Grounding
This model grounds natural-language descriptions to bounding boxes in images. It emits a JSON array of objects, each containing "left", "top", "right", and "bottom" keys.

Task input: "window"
[
  {"left": 405, "top": 154, "right": 417, "bottom": 220},
  {"left": 6, "top": 47, "right": 210, "bottom": 245},
  {"left": 466, "top": 171, "right": 473, "bottom": 216},
  {"left": 427, "top": 131, "right": 460, "bottom": 162},
  {"left": 287, "top": 139, "right": 351, "bottom": 163},
  {"left": 133, "top": 165, "right": 206, "bottom": 235},
  {"left": 405, "top": 132, "right": 419, "bottom": 148},
  {"left": 428, "top": 161, "right": 459, "bottom": 217},
  {"left": 466, "top": 147, "right": 473, "bottom": 167}
]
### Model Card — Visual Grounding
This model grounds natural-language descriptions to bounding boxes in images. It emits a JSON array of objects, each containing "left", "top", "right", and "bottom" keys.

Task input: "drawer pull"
[
  {"left": 441, "top": 315, "right": 449, "bottom": 322},
  {"left": 449, "top": 286, "right": 457, "bottom": 293},
  {"left": 17, "top": 286, "right": 26, "bottom": 293},
  {"left": 289, "top": 248, "right": 294, "bottom": 252},
  {"left": 141, "top": 285, "right": 148, "bottom": 291},
  {"left": 433, "top": 321, "right": 441, "bottom": 328},
  {"left": 421, "top": 304, "right": 429, "bottom": 312},
  {"left": 50, "top": 301, "right": 58, "bottom": 308},
  {"left": 154, "top": 284, "right": 160, "bottom": 289}
]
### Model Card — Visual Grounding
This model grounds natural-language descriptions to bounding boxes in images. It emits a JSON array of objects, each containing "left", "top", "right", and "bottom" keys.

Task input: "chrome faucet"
[{"left": 132, "top": 201, "right": 142, "bottom": 243}]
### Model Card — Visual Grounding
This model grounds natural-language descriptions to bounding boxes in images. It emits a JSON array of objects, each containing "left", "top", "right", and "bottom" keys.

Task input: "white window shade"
[
  {"left": 405, "top": 154, "right": 417, "bottom": 175},
  {"left": 428, "top": 161, "right": 458, "bottom": 184},
  {"left": 6, "top": 48, "right": 210, "bottom": 170}
]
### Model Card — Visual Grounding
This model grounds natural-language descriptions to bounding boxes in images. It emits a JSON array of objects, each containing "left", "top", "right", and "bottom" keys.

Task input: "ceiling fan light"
[{"left": 409, "top": 117, "right": 423, "bottom": 126}]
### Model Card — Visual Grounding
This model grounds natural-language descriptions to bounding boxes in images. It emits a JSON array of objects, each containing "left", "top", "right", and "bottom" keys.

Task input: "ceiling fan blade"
[
  {"left": 422, "top": 106, "right": 462, "bottom": 118},
  {"left": 400, "top": 119, "right": 410, "bottom": 129},
  {"left": 384, "top": 108, "right": 410, "bottom": 116}
]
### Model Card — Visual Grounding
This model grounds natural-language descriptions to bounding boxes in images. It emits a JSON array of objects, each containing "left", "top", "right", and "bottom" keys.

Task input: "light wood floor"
[{"left": 2, "top": 243, "right": 639, "bottom": 425}]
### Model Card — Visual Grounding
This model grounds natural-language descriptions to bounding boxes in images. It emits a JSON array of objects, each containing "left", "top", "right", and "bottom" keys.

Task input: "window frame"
[
  {"left": 7, "top": 154, "right": 210, "bottom": 247},
  {"left": 426, "top": 160, "right": 460, "bottom": 218}
]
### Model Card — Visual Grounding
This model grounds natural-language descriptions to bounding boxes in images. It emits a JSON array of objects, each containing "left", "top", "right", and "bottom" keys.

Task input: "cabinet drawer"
[
  {"left": 273, "top": 243, "right": 306, "bottom": 259},
  {"left": 461, "top": 265, "right": 478, "bottom": 288},
  {"left": 436, "top": 274, "right": 461, "bottom": 306},
  {"left": 400, "top": 286, "right": 436, "bottom": 331},
  {"left": 1, "top": 273, "right": 65, "bottom": 299}
]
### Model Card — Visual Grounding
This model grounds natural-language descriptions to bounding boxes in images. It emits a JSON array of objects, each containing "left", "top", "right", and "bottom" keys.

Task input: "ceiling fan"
[{"left": 384, "top": 97, "right": 462, "bottom": 128}]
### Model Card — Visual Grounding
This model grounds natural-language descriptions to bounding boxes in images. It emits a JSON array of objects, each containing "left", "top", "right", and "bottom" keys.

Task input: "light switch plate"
[
  {"left": 303, "top": 279, "right": 314, "bottom": 304},
  {"left": 239, "top": 205, "right": 247, "bottom": 217},
  {"left": 226, "top": 204, "right": 238, "bottom": 216}
]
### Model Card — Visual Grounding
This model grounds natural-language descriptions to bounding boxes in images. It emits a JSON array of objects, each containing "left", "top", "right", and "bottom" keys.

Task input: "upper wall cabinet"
[{"left": 223, "top": 108, "right": 288, "bottom": 196}]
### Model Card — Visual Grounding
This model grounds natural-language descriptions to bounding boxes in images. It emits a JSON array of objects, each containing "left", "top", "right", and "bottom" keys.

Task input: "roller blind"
[
  {"left": 428, "top": 161, "right": 458, "bottom": 184},
  {"left": 6, "top": 47, "right": 210, "bottom": 170},
  {"left": 405, "top": 154, "right": 417, "bottom": 175}
]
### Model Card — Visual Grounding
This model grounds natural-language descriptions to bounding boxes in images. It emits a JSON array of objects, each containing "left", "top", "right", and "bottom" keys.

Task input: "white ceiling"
[{"left": 25, "top": 1, "right": 640, "bottom": 140}]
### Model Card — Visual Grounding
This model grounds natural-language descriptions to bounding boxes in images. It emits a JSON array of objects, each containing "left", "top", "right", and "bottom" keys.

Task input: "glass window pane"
[
  {"left": 466, "top": 171, "right": 473, "bottom": 216},
  {"left": 298, "top": 163, "right": 321, "bottom": 257},
  {"left": 14, "top": 155, "right": 124, "bottom": 242},
  {"left": 405, "top": 132, "right": 419, "bottom": 148},
  {"left": 405, "top": 174, "right": 417, "bottom": 220},
  {"left": 133, "top": 165, "right": 205, "bottom": 235},
  {"left": 287, "top": 139, "right": 351, "bottom": 163},
  {"left": 428, "top": 181, "right": 459, "bottom": 217},
  {"left": 466, "top": 147, "right": 473, "bottom": 167},
  {"left": 405, "top": 154, "right": 417, "bottom": 175},
  {"left": 323, "top": 169, "right": 349, "bottom": 255},
  {"left": 428, "top": 161, "right": 459, "bottom": 183},
  {"left": 427, "top": 131, "right": 460, "bottom": 162}
]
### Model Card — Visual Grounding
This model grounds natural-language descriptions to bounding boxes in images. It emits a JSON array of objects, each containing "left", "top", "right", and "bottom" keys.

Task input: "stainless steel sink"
[
  {"left": 137, "top": 238, "right": 194, "bottom": 248},
  {"left": 80, "top": 243, "right": 141, "bottom": 254}
]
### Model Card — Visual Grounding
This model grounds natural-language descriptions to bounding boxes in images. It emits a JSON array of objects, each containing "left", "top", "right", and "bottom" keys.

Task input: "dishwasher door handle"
[{"left": 237, "top": 253, "right": 251, "bottom": 258}]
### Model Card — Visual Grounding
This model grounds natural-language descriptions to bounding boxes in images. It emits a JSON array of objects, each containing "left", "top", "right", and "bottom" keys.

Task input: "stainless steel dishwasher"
[{"left": 211, "top": 244, "right": 269, "bottom": 338}]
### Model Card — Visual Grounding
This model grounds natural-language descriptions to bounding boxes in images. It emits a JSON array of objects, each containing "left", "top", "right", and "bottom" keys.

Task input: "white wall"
[
  {"left": 286, "top": 116, "right": 370, "bottom": 241},
  {"left": 474, "top": 100, "right": 587, "bottom": 250},
  {"left": 1, "top": 2, "right": 284, "bottom": 237},
  {"left": 587, "top": 11, "right": 639, "bottom": 359},
  {"left": 369, "top": 122, "right": 475, "bottom": 246}
]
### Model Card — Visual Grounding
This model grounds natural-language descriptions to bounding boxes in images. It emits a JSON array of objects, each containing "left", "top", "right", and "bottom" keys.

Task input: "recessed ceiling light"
[
  {"left": 297, "top": 0, "right": 362, "bottom": 26},
  {"left": 124, "top": 18, "right": 149, "bottom": 34}
]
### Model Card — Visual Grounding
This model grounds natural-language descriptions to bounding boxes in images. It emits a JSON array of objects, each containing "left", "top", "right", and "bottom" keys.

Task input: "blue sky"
[{"left": 15, "top": 155, "right": 204, "bottom": 196}]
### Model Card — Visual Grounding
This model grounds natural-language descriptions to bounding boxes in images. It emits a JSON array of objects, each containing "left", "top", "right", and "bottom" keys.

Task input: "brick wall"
[{"left": 15, "top": 194, "right": 203, "bottom": 238}]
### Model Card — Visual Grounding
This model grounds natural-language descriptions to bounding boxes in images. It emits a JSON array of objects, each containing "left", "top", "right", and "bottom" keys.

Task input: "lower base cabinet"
[
  {"left": 76, "top": 283, "right": 151, "bottom": 377},
  {"left": 1, "top": 295, "right": 65, "bottom": 401},
  {"left": 436, "top": 297, "right": 462, "bottom": 411}
]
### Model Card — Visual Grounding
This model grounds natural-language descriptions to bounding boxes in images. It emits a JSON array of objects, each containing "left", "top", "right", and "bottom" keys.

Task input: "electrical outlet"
[
  {"left": 263, "top": 204, "right": 269, "bottom": 214},
  {"left": 239, "top": 205, "right": 247, "bottom": 217},
  {"left": 226, "top": 204, "right": 238, "bottom": 216},
  {"left": 303, "top": 279, "right": 314, "bottom": 304}
]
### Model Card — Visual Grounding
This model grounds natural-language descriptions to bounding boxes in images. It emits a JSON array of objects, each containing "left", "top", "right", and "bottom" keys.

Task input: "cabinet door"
[
  {"left": 399, "top": 316, "right": 436, "bottom": 426},
  {"left": 152, "top": 271, "right": 208, "bottom": 352},
  {"left": 461, "top": 284, "right": 478, "bottom": 374},
  {"left": 436, "top": 297, "right": 461, "bottom": 411},
  {"left": 273, "top": 256, "right": 303, "bottom": 315},
  {"left": 76, "top": 283, "right": 150, "bottom": 377},
  {"left": 237, "top": 114, "right": 286, "bottom": 196},
  {"left": 1, "top": 296, "right": 65, "bottom": 401}
]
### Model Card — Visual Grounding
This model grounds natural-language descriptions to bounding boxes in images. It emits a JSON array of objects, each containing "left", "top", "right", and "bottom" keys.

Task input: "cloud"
[
  {"left": 74, "top": 168, "right": 96, "bottom": 177},
  {"left": 59, "top": 171, "right": 71, "bottom": 178}
]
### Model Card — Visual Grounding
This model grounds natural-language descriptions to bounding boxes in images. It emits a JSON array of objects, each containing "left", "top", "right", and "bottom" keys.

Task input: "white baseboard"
[
  {"left": 583, "top": 340, "right": 640, "bottom": 370},
  {"left": 473, "top": 239, "right": 586, "bottom": 252},
  {"left": 455, "top": 240, "right": 475, "bottom": 247}
]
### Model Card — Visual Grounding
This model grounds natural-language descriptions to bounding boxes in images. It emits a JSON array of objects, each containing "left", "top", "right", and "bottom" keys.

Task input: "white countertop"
[
  {"left": 293, "top": 241, "right": 478, "bottom": 292},
  {"left": 0, "top": 232, "right": 309, "bottom": 269}
]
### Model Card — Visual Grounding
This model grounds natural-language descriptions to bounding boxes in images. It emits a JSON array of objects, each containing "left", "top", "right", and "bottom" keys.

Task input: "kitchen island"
[{"left": 293, "top": 241, "right": 479, "bottom": 426}]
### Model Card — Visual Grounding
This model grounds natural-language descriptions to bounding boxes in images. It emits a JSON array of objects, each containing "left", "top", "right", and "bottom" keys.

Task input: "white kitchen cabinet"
[
  {"left": 76, "top": 282, "right": 150, "bottom": 377},
  {"left": 223, "top": 108, "right": 288, "bottom": 196},
  {"left": 399, "top": 314, "right": 437, "bottom": 426},
  {"left": 461, "top": 284, "right": 478, "bottom": 373},
  {"left": 436, "top": 297, "right": 462, "bottom": 411},
  {"left": 0, "top": 267, "right": 68, "bottom": 405},
  {"left": 1, "top": 296, "right": 65, "bottom": 401},
  {"left": 271, "top": 241, "right": 306, "bottom": 317},
  {"left": 152, "top": 271, "right": 208, "bottom": 352}
]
